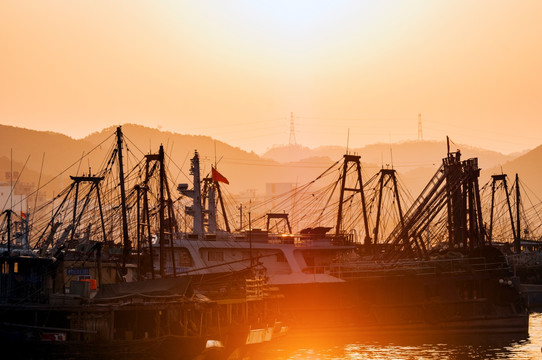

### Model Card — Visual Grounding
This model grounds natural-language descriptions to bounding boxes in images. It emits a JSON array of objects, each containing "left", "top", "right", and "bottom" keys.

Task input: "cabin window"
[
  {"left": 177, "top": 248, "right": 192, "bottom": 267},
  {"left": 13, "top": 262, "right": 18, "bottom": 273},
  {"left": 1, "top": 262, "right": 8, "bottom": 274},
  {"left": 208, "top": 250, "right": 224, "bottom": 262}
]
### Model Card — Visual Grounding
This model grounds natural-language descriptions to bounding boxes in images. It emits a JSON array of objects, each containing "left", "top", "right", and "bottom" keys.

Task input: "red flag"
[{"left": 212, "top": 167, "right": 229, "bottom": 184}]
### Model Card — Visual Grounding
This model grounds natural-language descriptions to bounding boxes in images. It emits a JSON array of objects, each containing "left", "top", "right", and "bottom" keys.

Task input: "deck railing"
[
  {"left": 300, "top": 256, "right": 512, "bottom": 281},
  {"left": 265, "top": 233, "right": 356, "bottom": 247}
]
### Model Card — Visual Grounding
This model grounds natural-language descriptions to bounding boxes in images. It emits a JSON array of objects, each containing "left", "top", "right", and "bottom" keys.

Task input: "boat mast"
[
  {"left": 203, "top": 179, "right": 217, "bottom": 233},
  {"left": 216, "top": 182, "right": 231, "bottom": 233},
  {"left": 68, "top": 175, "right": 107, "bottom": 244},
  {"left": 192, "top": 152, "right": 204, "bottom": 238},
  {"left": 145, "top": 146, "right": 177, "bottom": 277},
  {"left": 374, "top": 169, "right": 405, "bottom": 244},
  {"left": 3, "top": 210, "right": 11, "bottom": 254},
  {"left": 515, "top": 173, "right": 521, "bottom": 252},
  {"left": 238, "top": 203, "right": 243, "bottom": 230},
  {"left": 116, "top": 126, "right": 131, "bottom": 274},
  {"left": 178, "top": 151, "right": 204, "bottom": 239},
  {"left": 159, "top": 145, "right": 166, "bottom": 277},
  {"left": 142, "top": 164, "right": 154, "bottom": 279},
  {"left": 158, "top": 145, "right": 176, "bottom": 277},
  {"left": 489, "top": 174, "right": 516, "bottom": 247},
  {"left": 336, "top": 154, "right": 370, "bottom": 245},
  {"left": 135, "top": 184, "right": 141, "bottom": 280}
]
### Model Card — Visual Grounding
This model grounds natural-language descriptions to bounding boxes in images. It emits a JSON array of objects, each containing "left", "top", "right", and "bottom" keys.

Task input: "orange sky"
[{"left": 1, "top": 1, "right": 541, "bottom": 154}]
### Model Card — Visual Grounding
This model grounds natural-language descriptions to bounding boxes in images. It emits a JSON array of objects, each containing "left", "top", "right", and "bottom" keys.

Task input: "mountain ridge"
[{"left": 1, "top": 124, "right": 540, "bottom": 207}]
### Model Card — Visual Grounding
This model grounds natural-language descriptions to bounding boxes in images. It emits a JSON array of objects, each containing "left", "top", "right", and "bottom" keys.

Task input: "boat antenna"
[
  {"left": 3, "top": 209, "right": 11, "bottom": 254},
  {"left": 249, "top": 211, "right": 253, "bottom": 266},
  {"left": 31, "top": 152, "right": 46, "bottom": 239},
  {"left": 3, "top": 153, "right": 30, "bottom": 212},
  {"left": 515, "top": 173, "right": 521, "bottom": 250},
  {"left": 10, "top": 148, "right": 13, "bottom": 211},
  {"left": 446, "top": 136, "right": 450, "bottom": 155},
  {"left": 346, "top": 128, "right": 350, "bottom": 155},
  {"left": 239, "top": 203, "right": 243, "bottom": 230},
  {"left": 75, "top": 151, "right": 85, "bottom": 177}
]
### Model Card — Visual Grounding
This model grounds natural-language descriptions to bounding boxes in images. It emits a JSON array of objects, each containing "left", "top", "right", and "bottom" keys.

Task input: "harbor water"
[{"left": 258, "top": 312, "right": 542, "bottom": 360}]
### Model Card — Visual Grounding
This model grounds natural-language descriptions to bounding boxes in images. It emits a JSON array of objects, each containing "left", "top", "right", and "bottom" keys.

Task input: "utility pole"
[
  {"left": 289, "top": 112, "right": 297, "bottom": 145},
  {"left": 418, "top": 113, "right": 423, "bottom": 141}
]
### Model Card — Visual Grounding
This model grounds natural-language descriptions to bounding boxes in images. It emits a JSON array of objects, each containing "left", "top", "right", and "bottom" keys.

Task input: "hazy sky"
[{"left": 1, "top": 1, "right": 541, "bottom": 154}]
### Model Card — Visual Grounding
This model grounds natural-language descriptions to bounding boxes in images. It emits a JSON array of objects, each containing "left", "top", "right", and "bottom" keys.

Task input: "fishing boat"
[
  {"left": 0, "top": 251, "right": 285, "bottom": 359},
  {"left": 148, "top": 144, "right": 529, "bottom": 336},
  {"left": 325, "top": 148, "right": 529, "bottom": 336},
  {"left": 0, "top": 126, "right": 287, "bottom": 359},
  {"left": 9, "top": 126, "right": 527, "bottom": 340}
]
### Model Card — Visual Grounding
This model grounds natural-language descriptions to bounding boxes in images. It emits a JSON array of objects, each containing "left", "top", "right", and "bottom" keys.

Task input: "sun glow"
[{"left": 1, "top": 1, "right": 542, "bottom": 154}]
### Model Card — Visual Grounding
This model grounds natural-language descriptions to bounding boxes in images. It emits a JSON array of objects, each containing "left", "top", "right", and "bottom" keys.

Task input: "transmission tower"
[
  {"left": 289, "top": 112, "right": 297, "bottom": 145},
  {"left": 418, "top": 113, "right": 423, "bottom": 141}
]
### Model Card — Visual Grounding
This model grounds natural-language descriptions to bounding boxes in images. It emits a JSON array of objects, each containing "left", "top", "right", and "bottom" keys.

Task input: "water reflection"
[{"left": 260, "top": 313, "right": 542, "bottom": 360}]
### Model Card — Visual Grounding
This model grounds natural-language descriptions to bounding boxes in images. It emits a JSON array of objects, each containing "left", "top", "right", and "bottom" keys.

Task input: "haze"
[{"left": 1, "top": 1, "right": 541, "bottom": 154}]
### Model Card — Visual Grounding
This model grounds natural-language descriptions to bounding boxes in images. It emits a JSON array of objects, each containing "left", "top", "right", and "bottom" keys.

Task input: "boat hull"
[{"left": 275, "top": 262, "right": 529, "bottom": 337}]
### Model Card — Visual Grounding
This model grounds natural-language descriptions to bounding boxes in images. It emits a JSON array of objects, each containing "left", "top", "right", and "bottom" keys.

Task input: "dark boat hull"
[
  {"left": 1, "top": 335, "right": 206, "bottom": 360},
  {"left": 275, "top": 259, "right": 529, "bottom": 337}
]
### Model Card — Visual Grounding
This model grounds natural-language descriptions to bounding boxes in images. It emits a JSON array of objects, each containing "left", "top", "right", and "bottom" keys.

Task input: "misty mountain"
[
  {"left": 263, "top": 141, "right": 516, "bottom": 170},
  {"left": 0, "top": 124, "right": 336, "bottom": 199},
  {"left": 1, "top": 124, "right": 540, "bottom": 214},
  {"left": 482, "top": 144, "right": 542, "bottom": 203}
]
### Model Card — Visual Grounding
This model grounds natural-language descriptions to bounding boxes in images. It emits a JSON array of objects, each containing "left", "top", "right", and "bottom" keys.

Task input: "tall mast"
[
  {"left": 159, "top": 145, "right": 166, "bottom": 277},
  {"left": 178, "top": 151, "right": 204, "bottom": 239},
  {"left": 515, "top": 173, "right": 521, "bottom": 252},
  {"left": 135, "top": 185, "right": 141, "bottom": 280},
  {"left": 142, "top": 175, "right": 154, "bottom": 279},
  {"left": 192, "top": 152, "right": 204, "bottom": 238},
  {"left": 4, "top": 210, "right": 11, "bottom": 254},
  {"left": 374, "top": 169, "right": 404, "bottom": 244},
  {"left": 216, "top": 182, "right": 231, "bottom": 233},
  {"left": 116, "top": 126, "right": 131, "bottom": 274},
  {"left": 336, "top": 154, "right": 370, "bottom": 245}
]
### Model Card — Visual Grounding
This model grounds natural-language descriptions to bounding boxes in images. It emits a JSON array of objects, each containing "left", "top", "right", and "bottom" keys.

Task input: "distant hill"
[
  {"left": 263, "top": 140, "right": 516, "bottom": 170},
  {"left": 483, "top": 144, "right": 542, "bottom": 201},
  {"left": 0, "top": 125, "right": 95, "bottom": 180},
  {"left": 262, "top": 141, "right": 542, "bottom": 198},
  {"left": 0, "top": 124, "right": 336, "bottom": 199},
  {"left": 82, "top": 124, "right": 337, "bottom": 194},
  {"left": 1, "top": 124, "right": 540, "bottom": 213},
  {"left": 261, "top": 144, "right": 327, "bottom": 164}
]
